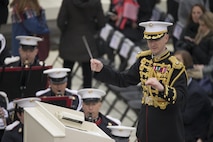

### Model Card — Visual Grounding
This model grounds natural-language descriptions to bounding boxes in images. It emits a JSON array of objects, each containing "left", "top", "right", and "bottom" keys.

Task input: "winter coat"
[
  {"left": 57, "top": 0, "right": 106, "bottom": 62},
  {"left": 0, "top": 0, "right": 9, "bottom": 25}
]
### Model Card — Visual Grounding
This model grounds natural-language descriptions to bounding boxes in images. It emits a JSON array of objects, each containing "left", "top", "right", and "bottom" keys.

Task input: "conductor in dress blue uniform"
[
  {"left": 4, "top": 35, "right": 43, "bottom": 67},
  {"left": 78, "top": 88, "right": 119, "bottom": 137},
  {"left": 90, "top": 21, "right": 188, "bottom": 142},
  {"left": 36, "top": 68, "right": 82, "bottom": 111},
  {"left": 1, "top": 97, "right": 41, "bottom": 142}
]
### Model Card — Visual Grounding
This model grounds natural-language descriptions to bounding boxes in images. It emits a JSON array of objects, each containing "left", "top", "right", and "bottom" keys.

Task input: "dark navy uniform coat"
[
  {"left": 1, "top": 121, "right": 23, "bottom": 142},
  {"left": 4, "top": 58, "right": 42, "bottom": 67},
  {"left": 87, "top": 112, "right": 118, "bottom": 137}
]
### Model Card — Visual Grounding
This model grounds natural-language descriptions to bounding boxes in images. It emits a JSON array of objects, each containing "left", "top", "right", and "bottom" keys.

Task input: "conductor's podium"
[{"left": 24, "top": 101, "right": 115, "bottom": 142}]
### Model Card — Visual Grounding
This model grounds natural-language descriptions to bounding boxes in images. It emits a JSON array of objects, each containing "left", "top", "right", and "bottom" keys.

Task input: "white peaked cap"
[
  {"left": 78, "top": 88, "right": 106, "bottom": 100},
  {"left": 16, "top": 35, "right": 42, "bottom": 46},
  {"left": 13, "top": 97, "right": 41, "bottom": 108},
  {"left": 107, "top": 125, "right": 136, "bottom": 138},
  {"left": 43, "top": 68, "right": 71, "bottom": 78},
  {"left": 139, "top": 21, "right": 173, "bottom": 39}
]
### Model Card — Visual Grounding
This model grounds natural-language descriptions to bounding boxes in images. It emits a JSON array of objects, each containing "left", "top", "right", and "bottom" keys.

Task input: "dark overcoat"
[
  {"left": 57, "top": 0, "right": 106, "bottom": 62},
  {"left": 0, "top": 0, "right": 9, "bottom": 25},
  {"left": 183, "top": 79, "right": 212, "bottom": 142},
  {"left": 1, "top": 121, "right": 23, "bottom": 142}
]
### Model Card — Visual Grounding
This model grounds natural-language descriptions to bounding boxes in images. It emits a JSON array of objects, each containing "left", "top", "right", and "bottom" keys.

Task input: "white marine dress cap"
[
  {"left": 16, "top": 35, "right": 42, "bottom": 46},
  {"left": 139, "top": 21, "right": 173, "bottom": 40}
]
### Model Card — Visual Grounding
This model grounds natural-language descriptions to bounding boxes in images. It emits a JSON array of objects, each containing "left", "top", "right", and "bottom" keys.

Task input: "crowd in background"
[{"left": 0, "top": 0, "right": 213, "bottom": 142}]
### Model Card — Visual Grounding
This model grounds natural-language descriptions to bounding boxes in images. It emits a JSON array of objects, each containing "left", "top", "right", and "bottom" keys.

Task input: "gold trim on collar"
[{"left": 152, "top": 50, "right": 170, "bottom": 62}]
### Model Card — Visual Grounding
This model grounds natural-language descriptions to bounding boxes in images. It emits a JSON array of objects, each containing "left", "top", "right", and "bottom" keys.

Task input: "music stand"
[
  {"left": 0, "top": 66, "right": 52, "bottom": 101},
  {"left": 40, "top": 96, "right": 73, "bottom": 108}
]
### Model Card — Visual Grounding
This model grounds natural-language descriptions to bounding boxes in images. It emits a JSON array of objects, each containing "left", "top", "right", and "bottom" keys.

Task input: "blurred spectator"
[
  {"left": 78, "top": 88, "right": 119, "bottom": 137},
  {"left": 106, "top": 0, "right": 160, "bottom": 70},
  {"left": 166, "top": 0, "right": 179, "bottom": 23},
  {"left": 10, "top": 0, "right": 49, "bottom": 59},
  {"left": 106, "top": 0, "right": 141, "bottom": 70},
  {"left": 185, "top": 11, "right": 213, "bottom": 65},
  {"left": 137, "top": 0, "right": 161, "bottom": 22},
  {"left": 36, "top": 68, "right": 82, "bottom": 111},
  {"left": 175, "top": 4, "right": 206, "bottom": 52},
  {"left": 174, "top": 50, "right": 212, "bottom": 142},
  {"left": 172, "top": 0, "right": 207, "bottom": 48},
  {"left": 0, "top": 0, "right": 9, "bottom": 29},
  {"left": 178, "top": 0, "right": 206, "bottom": 28},
  {"left": 57, "top": 0, "right": 106, "bottom": 89},
  {"left": 107, "top": 0, "right": 141, "bottom": 43}
]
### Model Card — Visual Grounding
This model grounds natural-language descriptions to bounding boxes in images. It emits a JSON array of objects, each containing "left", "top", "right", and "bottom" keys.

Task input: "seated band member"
[
  {"left": 4, "top": 35, "right": 43, "bottom": 67},
  {"left": 107, "top": 125, "right": 136, "bottom": 142},
  {"left": 78, "top": 88, "right": 119, "bottom": 137},
  {"left": 1, "top": 97, "right": 40, "bottom": 142},
  {"left": 36, "top": 68, "right": 82, "bottom": 111}
]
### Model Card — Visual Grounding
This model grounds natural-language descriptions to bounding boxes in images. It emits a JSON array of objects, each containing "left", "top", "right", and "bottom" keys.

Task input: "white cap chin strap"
[{"left": 0, "top": 34, "right": 6, "bottom": 54}]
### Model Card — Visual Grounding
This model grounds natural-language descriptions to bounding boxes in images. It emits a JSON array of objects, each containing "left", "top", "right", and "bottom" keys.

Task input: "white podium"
[{"left": 24, "top": 101, "right": 115, "bottom": 142}]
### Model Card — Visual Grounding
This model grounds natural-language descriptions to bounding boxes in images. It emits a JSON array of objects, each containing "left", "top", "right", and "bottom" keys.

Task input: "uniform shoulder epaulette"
[
  {"left": 4, "top": 56, "right": 20, "bottom": 65},
  {"left": 65, "top": 89, "right": 79, "bottom": 101},
  {"left": 5, "top": 121, "right": 20, "bottom": 131},
  {"left": 36, "top": 88, "right": 51, "bottom": 96},
  {"left": 136, "top": 50, "right": 152, "bottom": 58},
  {"left": 65, "top": 88, "right": 78, "bottom": 95},
  {"left": 169, "top": 56, "right": 184, "bottom": 69}
]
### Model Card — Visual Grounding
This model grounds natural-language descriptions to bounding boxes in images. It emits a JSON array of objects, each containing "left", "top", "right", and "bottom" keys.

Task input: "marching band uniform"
[
  {"left": 4, "top": 57, "right": 42, "bottom": 67},
  {"left": 1, "top": 121, "right": 23, "bottom": 142},
  {"left": 1, "top": 36, "right": 47, "bottom": 100},
  {"left": 36, "top": 68, "right": 82, "bottom": 111},
  {"left": 88, "top": 112, "right": 118, "bottom": 137},
  {"left": 4, "top": 36, "right": 44, "bottom": 67},
  {"left": 78, "top": 88, "right": 119, "bottom": 137},
  {"left": 93, "top": 21, "right": 188, "bottom": 142}
]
